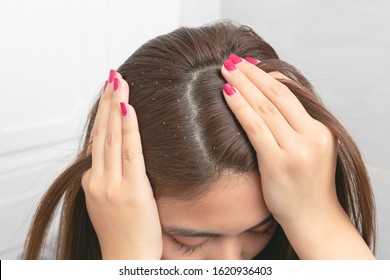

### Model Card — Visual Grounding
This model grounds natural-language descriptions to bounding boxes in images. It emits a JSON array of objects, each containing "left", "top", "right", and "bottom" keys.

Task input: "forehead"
[{"left": 157, "top": 172, "right": 269, "bottom": 235}]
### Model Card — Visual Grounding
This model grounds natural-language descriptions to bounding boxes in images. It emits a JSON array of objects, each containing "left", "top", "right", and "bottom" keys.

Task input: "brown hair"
[{"left": 23, "top": 21, "right": 376, "bottom": 259}]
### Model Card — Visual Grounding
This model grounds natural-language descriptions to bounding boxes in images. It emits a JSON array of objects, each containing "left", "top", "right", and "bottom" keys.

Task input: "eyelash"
[
  {"left": 252, "top": 223, "right": 276, "bottom": 238},
  {"left": 170, "top": 236, "right": 207, "bottom": 255},
  {"left": 170, "top": 222, "right": 277, "bottom": 256}
]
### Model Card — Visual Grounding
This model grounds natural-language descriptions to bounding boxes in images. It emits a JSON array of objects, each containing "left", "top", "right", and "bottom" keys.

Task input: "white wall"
[
  {"left": 1, "top": 0, "right": 388, "bottom": 259},
  {"left": 0, "top": 0, "right": 185, "bottom": 259}
]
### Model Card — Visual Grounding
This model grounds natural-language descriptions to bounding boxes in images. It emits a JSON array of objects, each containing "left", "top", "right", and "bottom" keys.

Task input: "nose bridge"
[{"left": 210, "top": 236, "right": 242, "bottom": 260}]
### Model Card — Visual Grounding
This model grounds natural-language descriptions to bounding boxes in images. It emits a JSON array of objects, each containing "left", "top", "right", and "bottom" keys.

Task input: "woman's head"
[
  {"left": 158, "top": 172, "right": 275, "bottom": 259},
  {"left": 115, "top": 22, "right": 279, "bottom": 198},
  {"left": 109, "top": 23, "right": 292, "bottom": 258},
  {"left": 23, "top": 21, "right": 376, "bottom": 259}
]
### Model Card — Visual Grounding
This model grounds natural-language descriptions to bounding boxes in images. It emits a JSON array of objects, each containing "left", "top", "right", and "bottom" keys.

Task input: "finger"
[
  {"left": 81, "top": 169, "right": 91, "bottom": 192},
  {"left": 120, "top": 103, "right": 148, "bottom": 186},
  {"left": 222, "top": 83, "right": 281, "bottom": 162},
  {"left": 104, "top": 74, "right": 130, "bottom": 179},
  {"left": 87, "top": 80, "right": 109, "bottom": 153},
  {"left": 232, "top": 54, "right": 314, "bottom": 133},
  {"left": 90, "top": 69, "right": 117, "bottom": 172},
  {"left": 221, "top": 59, "right": 298, "bottom": 150}
]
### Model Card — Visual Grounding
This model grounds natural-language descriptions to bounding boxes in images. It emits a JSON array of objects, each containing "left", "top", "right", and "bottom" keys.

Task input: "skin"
[
  {"left": 81, "top": 55, "right": 375, "bottom": 259},
  {"left": 158, "top": 172, "right": 276, "bottom": 259},
  {"left": 221, "top": 56, "right": 375, "bottom": 259}
]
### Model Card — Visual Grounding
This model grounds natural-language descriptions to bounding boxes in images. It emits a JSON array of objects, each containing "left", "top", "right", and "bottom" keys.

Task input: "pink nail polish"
[
  {"left": 113, "top": 78, "right": 120, "bottom": 91},
  {"left": 103, "top": 80, "right": 108, "bottom": 93},
  {"left": 120, "top": 102, "right": 128, "bottom": 117},
  {"left": 245, "top": 56, "right": 260, "bottom": 65},
  {"left": 223, "top": 83, "right": 236, "bottom": 96},
  {"left": 224, "top": 59, "right": 236, "bottom": 72},
  {"left": 109, "top": 69, "right": 116, "bottom": 83},
  {"left": 229, "top": 54, "right": 243, "bottom": 64}
]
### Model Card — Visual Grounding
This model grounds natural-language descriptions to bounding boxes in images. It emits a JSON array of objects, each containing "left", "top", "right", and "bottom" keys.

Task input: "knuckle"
[
  {"left": 104, "top": 187, "right": 121, "bottom": 204},
  {"left": 101, "top": 89, "right": 112, "bottom": 99},
  {"left": 92, "top": 126, "right": 104, "bottom": 138},
  {"left": 105, "top": 132, "right": 120, "bottom": 146},
  {"left": 81, "top": 170, "right": 91, "bottom": 189},
  {"left": 83, "top": 177, "right": 119, "bottom": 202},
  {"left": 82, "top": 178, "right": 101, "bottom": 199},
  {"left": 105, "top": 186, "right": 144, "bottom": 208},
  {"left": 258, "top": 100, "right": 279, "bottom": 115},
  {"left": 122, "top": 150, "right": 143, "bottom": 162},
  {"left": 269, "top": 81, "right": 290, "bottom": 96},
  {"left": 313, "top": 127, "right": 335, "bottom": 149},
  {"left": 294, "top": 146, "right": 313, "bottom": 162},
  {"left": 269, "top": 71, "right": 291, "bottom": 81},
  {"left": 285, "top": 146, "right": 314, "bottom": 174},
  {"left": 246, "top": 119, "right": 265, "bottom": 135},
  {"left": 122, "top": 125, "right": 136, "bottom": 135},
  {"left": 286, "top": 137, "right": 313, "bottom": 161}
]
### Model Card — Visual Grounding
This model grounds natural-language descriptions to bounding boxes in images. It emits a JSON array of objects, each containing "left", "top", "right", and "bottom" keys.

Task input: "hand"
[
  {"left": 221, "top": 55, "right": 374, "bottom": 259},
  {"left": 221, "top": 56, "right": 338, "bottom": 226},
  {"left": 81, "top": 70, "right": 162, "bottom": 259}
]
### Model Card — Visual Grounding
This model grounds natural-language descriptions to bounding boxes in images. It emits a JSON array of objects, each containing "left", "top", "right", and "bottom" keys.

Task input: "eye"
[
  {"left": 251, "top": 221, "right": 277, "bottom": 238},
  {"left": 169, "top": 236, "right": 208, "bottom": 256}
]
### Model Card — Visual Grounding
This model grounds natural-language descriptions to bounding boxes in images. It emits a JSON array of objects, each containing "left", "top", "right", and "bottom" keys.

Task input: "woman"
[{"left": 23, "top": 21, "right": 376, "bottom": 259}]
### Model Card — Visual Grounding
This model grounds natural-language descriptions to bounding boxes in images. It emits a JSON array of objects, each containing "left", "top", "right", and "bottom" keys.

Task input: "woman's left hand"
[{"left": 220, "top": 54, "right": 374, "bottom": 259}]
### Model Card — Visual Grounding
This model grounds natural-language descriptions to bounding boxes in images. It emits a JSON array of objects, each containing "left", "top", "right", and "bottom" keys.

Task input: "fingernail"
[
  {"left": 103, "top": 80, "right": 108, "bottom": 93},
  {"left": 113, "top": 78, "right": 120, "bottom": 91},
  {"left": 229, "top": 54, "right": 244, "bottom": 64},
  {"left": 223, "top": 83, "right": 236, "bottom": 96},
  {"left": 120, "top": 102, "right": 128, "bottom": 117},
  {"left": 109, "top": 69, "right": 116, "bottom": 83},
  {"left": 224, "top": 59, "right": 236, "bottom": 72},
  {"left": 245, "top": 56, "right": 260, "bottom": 65}
]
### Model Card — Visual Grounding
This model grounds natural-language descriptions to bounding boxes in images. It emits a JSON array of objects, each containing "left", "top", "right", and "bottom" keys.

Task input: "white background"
[
  {"left": 0, "top": 0, "right": 389, "bottom": 259},
  {"left": 2, "top": 260, "right": 390, "bottom": 279}
]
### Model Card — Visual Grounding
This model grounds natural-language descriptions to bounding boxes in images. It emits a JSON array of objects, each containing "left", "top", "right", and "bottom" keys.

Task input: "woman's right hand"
[{"left": 81, "top": 70, "right": 162, "bottom": 259}]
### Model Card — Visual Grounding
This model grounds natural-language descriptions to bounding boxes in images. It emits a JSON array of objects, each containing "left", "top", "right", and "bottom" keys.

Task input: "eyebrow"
[{"left": 163, "top": 214, "right": 275, "bottom": 238}]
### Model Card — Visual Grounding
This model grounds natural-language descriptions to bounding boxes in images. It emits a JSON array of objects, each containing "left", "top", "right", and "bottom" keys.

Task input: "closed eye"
[
  {"left": 168, "top": 221, "right": 277, "bottom": 256},
  {"left": 251, "top": 221, "right": 277, "bottom": 238},
  {"left": 168, "top": 235, "right": 209, "bottom": 255}
]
